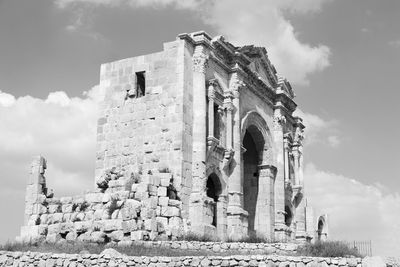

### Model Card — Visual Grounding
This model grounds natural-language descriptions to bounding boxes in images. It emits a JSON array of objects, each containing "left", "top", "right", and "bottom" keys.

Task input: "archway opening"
[
  {"left": 206, "top": 173, "right": 221, "bottom": 227},
  {"left": 243, "top": 127, "right": 264, "bottom": 234},
  {"left": 317, "top": 217, "right": 325, "bottom": 241},
  {"left": 285, "top": 205, "right": 293, "bottom": 227}
]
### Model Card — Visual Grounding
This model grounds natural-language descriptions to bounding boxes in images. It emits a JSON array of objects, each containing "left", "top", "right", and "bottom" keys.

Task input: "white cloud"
[
  {"left": 54, "top": 0, "right": 331, "bottom": 85},
  {"left": 389, "top": 39, "right": 400, "bottom": 48},
  {"left": 0, "top": 90, "right": 16, "bottom": 107},
  {"left": 294, "top": 109, "right": 341, "bottom": 148},
  {"left": 305, "top": 163, "right": 400, "bottom": 257}
]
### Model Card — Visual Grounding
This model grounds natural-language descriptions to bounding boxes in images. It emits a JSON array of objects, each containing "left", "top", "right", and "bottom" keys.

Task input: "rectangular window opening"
[
  {"left": 213, "top": 104, "right": 220, "bottom": 140},
  {"left": 135, "top": 71, "right": 146, "bottom": 98}
]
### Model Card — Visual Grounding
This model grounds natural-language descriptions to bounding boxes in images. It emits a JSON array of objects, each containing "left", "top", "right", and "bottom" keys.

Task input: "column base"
[{"left": 227, "top": 206, "right": 248, "bottom": 240}]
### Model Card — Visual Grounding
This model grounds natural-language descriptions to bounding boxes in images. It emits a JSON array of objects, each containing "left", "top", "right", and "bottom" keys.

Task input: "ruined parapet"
[{"left": 19, "top": 157, "right": 187, "bottom": 244}]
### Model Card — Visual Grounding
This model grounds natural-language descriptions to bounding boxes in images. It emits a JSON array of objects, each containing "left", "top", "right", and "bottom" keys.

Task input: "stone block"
[
  {"left": 48, "top": 224, "right": 61, "bottom": 235},
  {"left": 53, "top": 213, "right": 63, "bottom": 224},
  {"left": 90, "top": 231, "right": 105, "bottom": 243},
  {"left": 130, "top": 230, "right": 147, "bottom": 241},
  {"left": 156, "top": 216, "right": 168, "bottom": 232},
  {"left": 168, "top": 199, "right": 181, "bottom": 208},
  {"left": 109, "top": 230, "right": 124, "bottom": 242},
  {"left": 122, "top": 220, "right": 137, "bottom": 233},
  {"left": 158, "top": 196, "right": 169, "bottom": 206},
  {"left": 144, "top": 218, "right": 157, "bottom": 231},
  {"left": 157, "top": 186, "right": 167, "bottom": 197},
  {"left": 143, "top": 197, "right": 158, "bottom": 209},
  {"left": 62, "top": 204, "right": 73, "bottom": 213},
  {"left": 59, "top": 222, "right": 74, "bottom": 234},
  {"left": 77, "top": 232, "right": 91, "bottom": 242},
  {"left": 131, "top": 184, "right": 139, "bottom": 192},
  {"left": 103, "top": 219, "right": 123, "bottom": 232},
  {"left": 66, "top": 231, "right": 77, "bottom": 241},
  {"left": 46, "top": 233, "right": 61, "bottom": 243},
  {"left": 148, "top": 185, "right": 158, "bottom": 196},
  {"left": 74, "top": 221, "right": 91, "bottom": 233},
  {"left": 48, "top": 204, "right": 61, "bottom": 213},
  {"left": 160, "top": 206, "right": 180, "bottom": 217}
]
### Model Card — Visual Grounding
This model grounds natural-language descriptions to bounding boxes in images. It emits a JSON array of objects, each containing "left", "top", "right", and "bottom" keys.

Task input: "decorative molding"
[
  {"left": 273, "top": 113, "right": 286, "bottom": 130},
  {"left": 192, "top": 53, "right": 209, "bottom": 73}
]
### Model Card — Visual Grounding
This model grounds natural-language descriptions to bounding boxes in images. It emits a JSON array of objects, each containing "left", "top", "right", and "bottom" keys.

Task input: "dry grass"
[{"left": 297, "top": 241, "right": 361, "bottom": 258}]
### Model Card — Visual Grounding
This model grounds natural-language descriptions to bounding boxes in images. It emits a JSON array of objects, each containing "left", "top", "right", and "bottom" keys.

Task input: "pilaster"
[
  {"left": 189, "top": 45, "right": 209, "bottom": 234},
  {"left": 272, "top": 109, "right": 287, "bottom": 241},
  {"left": 255, "top": 164, "right": 277, "bottom": 239}
]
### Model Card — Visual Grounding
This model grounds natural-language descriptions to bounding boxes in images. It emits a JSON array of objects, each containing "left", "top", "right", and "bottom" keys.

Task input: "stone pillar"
[
  {"left": 283, "top": 135, "right": 290, "bottom": 184},
  {"left": 24, "top": 156, "right": 47, "bottom": 224},
  {"left": 189, "top": 45, "right": 208, "bottom": 234},
  {"left": 207, "top": 83, "right": 215, "bottom": 139},
  {"left": 227, "top": 78, "right": 247, "bottom": 240},
  {"left": 292, "top": 146, "right": 300, "bottom": 186},
  {"left": 225, "top": 98, "right": 233, "bottom": 151},
  {"left": 216, "top": 195, "right": 228, "bottom": 241},
  {"left": 255, "top": 165, "right": 276, "bottom": 240},
  {"left": 273, "top": 109, "right": 287, "bottom": 241}
]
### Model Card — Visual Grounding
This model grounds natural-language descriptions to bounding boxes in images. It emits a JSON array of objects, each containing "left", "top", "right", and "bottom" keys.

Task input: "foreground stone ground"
[{"left": 1, "top": 249, "right": 398, "bottom": 266}]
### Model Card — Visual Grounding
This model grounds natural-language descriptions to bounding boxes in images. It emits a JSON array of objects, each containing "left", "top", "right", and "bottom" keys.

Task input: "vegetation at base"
[
  {"left": 0, "top": 240, "right": 253, "bottom": 257},
  {"left": 297, "top": 241, "right": 361, "bottom": 258},
  {"left": 227, "top": 233, "right": 276, "bottom": 243},
  {"left": 176, "top": 232, "right": 216, "bottom": 242}
]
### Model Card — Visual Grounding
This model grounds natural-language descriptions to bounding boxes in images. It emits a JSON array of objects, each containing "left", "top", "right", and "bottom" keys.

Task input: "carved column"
[
  {"left": 207, "top": 83, "right": 215, "bottom": 140},
  {"left": 255, "top": 164, "right": 277, "bottom": 239},
  {"left": 283, "top": 135, "right": 290, "bottom": 184},
  {"left": 225, "top": 98, "right": 233, "bottom": 151},
  {"left": 227, "top": 77, "right": 247, "bottom": 240},
  {"left": 189, "top": 46, "right": 208, "bottom": 234},
  {"left": 293, "top": 122, "right": 306, "bottom": 240},
  {"left": 273, "top": 109, "right": 287, "bottom": 241}
]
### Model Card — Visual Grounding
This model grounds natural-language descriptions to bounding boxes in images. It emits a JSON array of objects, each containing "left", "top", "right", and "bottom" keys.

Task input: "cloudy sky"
[{"left": 1, "top": 0, "right": 400, "bottom": 256}]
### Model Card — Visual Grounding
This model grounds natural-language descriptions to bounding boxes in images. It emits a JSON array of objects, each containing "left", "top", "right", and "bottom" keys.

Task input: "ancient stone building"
[{"left": 19, "top": 31, "right": 316, "bottom": 244}]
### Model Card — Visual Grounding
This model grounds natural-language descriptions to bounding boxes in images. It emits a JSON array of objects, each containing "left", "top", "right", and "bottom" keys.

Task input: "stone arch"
[
  {"left": 206, "top": 165, "right": 226, "bottom": 195},
  {"left": 241, "top": 111, "right": 274, "bottom": 165},
  {"left": 317, "top": 215, "right": 328, "bottom": 241},
  {"left": 241, "top": 111, "right": 275, "bottom": 235}
]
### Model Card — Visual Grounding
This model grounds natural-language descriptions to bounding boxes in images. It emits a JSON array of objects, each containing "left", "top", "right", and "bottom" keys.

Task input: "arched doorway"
[
  {"left": 317, "top": 216, "right": 327, "bottom": 241},
  {"left": 206, "top": 173, "right": 222, "bottom": 228},
  {"left": 243, "top": 126, "right": 264, "bottom": 234}
]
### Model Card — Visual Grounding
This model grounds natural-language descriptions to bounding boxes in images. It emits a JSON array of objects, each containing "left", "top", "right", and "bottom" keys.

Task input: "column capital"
[
  {"left": 294, "top": 126, "right": 305, "bottom": 145},
  {"left": 192, "top": 53, "right": 209, "bottom": 73},
  {"left": 273, "top": 112, "right": 286, "bottom": 130},
  {"left": 258, "top": 164, "right": 278, "bottom": 178}
]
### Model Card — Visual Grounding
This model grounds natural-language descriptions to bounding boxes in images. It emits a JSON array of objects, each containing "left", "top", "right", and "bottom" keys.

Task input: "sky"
[{"left": 0, "top": 0, "right": 399, "bottom": 256}]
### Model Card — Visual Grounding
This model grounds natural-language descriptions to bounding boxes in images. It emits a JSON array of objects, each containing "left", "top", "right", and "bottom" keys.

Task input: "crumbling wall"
[{"left": 19, "top": 158, "right": 187, "bottom": 244}]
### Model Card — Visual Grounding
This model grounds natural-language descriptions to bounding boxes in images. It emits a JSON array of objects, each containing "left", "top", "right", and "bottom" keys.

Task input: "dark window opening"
[
  {"left": 136, "top": 71, "right": 146, "bottom": 98},
  {"left": 213, "top": 104, "right": 220, "bottom": 140},
  {"left": 206, "top": 174, "right": 221, "bottom": 227}
]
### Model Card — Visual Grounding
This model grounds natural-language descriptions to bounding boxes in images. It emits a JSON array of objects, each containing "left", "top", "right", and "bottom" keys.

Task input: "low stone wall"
[
  {"left": 0, "top": 251, "right": 364, "bottom": 267},
  {"left": 20, "top": 171, "right": 187, "bottom": 244},
  {"left": 118, "top": 241, "right": 298, "bottom": 254}
]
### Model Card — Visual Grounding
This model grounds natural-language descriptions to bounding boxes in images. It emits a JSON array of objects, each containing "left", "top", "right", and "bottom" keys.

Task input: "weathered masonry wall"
[
  {"left": 97, "top": 38, "right": 190, "bottom": 214},
  {"left": 0, "top": 251, "right": 368, "bottom": 267},
  {"left": 19, "top": 157, "right": 186, "bottom": 244}
]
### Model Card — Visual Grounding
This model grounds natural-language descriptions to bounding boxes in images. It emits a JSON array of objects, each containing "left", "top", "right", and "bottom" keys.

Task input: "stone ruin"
[{"left": 18, "top": 31, "right": 327, "bottom": 245}]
